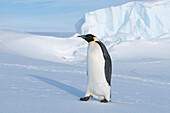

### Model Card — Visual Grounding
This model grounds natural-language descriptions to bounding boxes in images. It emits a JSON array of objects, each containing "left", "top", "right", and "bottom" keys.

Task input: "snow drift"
[
  {"left": 76, "top": 1, "right": 170, "bottom": 40},
  {"left": 1, "top": 28, "right": 170, "bottom": 63},
  {"left": 0, "top": 29, "right": 87, "bottom": 63}
]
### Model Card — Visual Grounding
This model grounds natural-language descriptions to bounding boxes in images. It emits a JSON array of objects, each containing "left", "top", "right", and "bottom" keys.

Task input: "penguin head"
[{"left": 78, "top": 34, "right": 97, "bottom": 42}]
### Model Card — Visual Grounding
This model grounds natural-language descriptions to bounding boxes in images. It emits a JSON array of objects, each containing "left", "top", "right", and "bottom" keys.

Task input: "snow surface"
[
  {"left": 0, "top": 52, "right": 170, "bottom": 113},
  {"left": 1, "top": 28, "right": 170, "bottom": 63},
  {"left": 76, "top": 1, "right": 170, "bottom": 40},
  {"left": 0, "top": 29, "right": 87, "bottom": 63},
  {"left": 1, "top": 1, "right": 170, "bottom": 113}
]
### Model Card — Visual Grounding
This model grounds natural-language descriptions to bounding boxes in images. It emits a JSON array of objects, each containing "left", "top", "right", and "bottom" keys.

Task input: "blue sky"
[{"left": 0, "top": 0, "right": 160, "bottom": 32}]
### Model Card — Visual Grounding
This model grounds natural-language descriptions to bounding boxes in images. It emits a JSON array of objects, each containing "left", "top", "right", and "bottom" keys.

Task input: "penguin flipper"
[{"left": 96, "top": 41, "right": 112, "bottom": 86}]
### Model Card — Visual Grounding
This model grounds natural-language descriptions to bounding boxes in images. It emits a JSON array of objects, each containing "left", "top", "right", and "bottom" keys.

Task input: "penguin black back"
[{"left": 95, "top": 41, "right": 112, "bottom": 86}]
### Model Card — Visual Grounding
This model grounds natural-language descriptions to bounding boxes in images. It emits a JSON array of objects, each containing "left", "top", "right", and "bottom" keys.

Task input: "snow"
[
  {"left": 110, "top": 38, "right": 170, "bottom": 60},
  {"left": 0, "top": 29, "right": 87, "bottom": 64},
  {"left": 1, "top": 1, "right": 170, "bottom": 113},
  {"left": 76, "top": 1, "right": 170, "bottom": 40},
  {"left": 0, "top": 52, "right": 170, "bottom": 113},
  {"left": 1, "top": 28, "right": 170, "bottom": 63}
]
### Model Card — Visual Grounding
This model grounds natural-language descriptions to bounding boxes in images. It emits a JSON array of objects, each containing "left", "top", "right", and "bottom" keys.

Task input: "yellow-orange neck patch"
[{"left": 93, "top": 37, "right": 96, "bottom": 40}]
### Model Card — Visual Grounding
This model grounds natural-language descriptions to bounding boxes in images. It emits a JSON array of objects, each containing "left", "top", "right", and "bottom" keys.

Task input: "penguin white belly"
[{"left": 86, "top": 42, "right": 110, "bottom": 100}]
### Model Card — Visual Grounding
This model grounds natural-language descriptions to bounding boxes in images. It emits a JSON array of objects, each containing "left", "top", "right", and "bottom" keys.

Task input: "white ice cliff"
[{"left": 76, "top": 1, "right": 170, "bottom": 40}]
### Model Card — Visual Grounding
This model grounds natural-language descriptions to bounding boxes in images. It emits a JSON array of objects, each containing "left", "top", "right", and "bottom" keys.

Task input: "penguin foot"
[
  {"left": 100, "top": 99, "right": 109, "bottom": 103},
  {"left": 80, "top": 96, "right": 92, "bottom": 101}
]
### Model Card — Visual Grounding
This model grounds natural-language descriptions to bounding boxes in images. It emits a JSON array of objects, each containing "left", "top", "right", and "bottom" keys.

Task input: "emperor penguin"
[{"left": 78, "top": 34, "right": 112, "bottom": 103}]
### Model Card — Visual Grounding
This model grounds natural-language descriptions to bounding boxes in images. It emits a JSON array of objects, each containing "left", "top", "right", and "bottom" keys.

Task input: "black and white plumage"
[
  {"left": 95, "top": 41, "right": 112, "bottom": 86},
  {"left": 78, "top": 34, "right": 112, "bottom": 103}
]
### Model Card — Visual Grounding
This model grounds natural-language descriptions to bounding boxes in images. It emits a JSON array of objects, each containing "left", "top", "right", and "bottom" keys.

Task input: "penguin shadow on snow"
[{"left": 27, "top": 74, "right": 84, "bottom": 98}]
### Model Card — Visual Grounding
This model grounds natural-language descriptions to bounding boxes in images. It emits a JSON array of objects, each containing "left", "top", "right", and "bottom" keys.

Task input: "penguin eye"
[{"left": 93, "top": 37, "right": 95, "bottom": 40}]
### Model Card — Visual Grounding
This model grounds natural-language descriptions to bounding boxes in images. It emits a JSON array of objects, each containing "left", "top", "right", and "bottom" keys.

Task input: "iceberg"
[{"left": 76, "top": 1, "right": 170, "bottom": 40}]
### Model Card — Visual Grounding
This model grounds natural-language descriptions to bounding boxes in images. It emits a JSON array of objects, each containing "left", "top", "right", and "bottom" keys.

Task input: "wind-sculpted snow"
[
  {"left": 0, "top": 29, "right": 87, "bottom": 63},
  {"left": 76, "top": 1, "right": 170, "bottom": 40},
  {"left": 1, "top": 28, "right": 170, "bottom": 63}
]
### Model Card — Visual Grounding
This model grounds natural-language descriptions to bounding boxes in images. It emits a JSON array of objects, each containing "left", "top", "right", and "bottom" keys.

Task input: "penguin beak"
[{"left": 78, "top": 35, "right": 86, "bottom": 39}]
